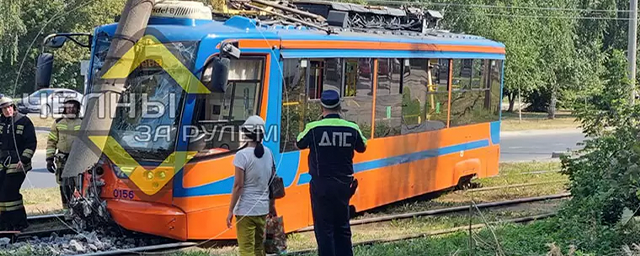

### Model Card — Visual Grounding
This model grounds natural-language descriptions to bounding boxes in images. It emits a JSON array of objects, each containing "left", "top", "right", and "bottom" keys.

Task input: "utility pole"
[
  {"left": 629, "top": 0, "right": 638, "bottom": 104},
  {"left": 62, "top": 0, "right": 157, "bottom": 178}
]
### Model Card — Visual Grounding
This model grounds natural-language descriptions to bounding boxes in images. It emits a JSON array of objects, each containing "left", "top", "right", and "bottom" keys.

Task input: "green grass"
[
  {"left": 171, "top": 161, "right": 569, "bottom": 256},
  {"left": 501, "top": 111, "right": 578, "bottom": 131},
  {"left": 174, "top": 202, "right": 567, "bottom": 256},
  {"left": 16, "top": 161, "right": 569, "bottom": 255},
  {"left": 21, "top": 187, "right": 63, "bottom": 215},
  {"left": 355, "top": 161, "right": 566, "bottom": 218},
  {"left": 27, "top": 113, "right": 54, "bottom": 129},
  {"left": 36, "top": 132, "right": 48, "bottom": 150}
]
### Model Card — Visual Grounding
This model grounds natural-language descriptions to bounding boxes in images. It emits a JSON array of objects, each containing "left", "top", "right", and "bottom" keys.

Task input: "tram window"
[
  {"left": 188, "top": 56, "right": 265, "bottom": 155},
  {"left": 425, "top": 59, "right": 449, "bottom": 131},
  {"left": 452, "top": 59, "right": 473, "bottom": 91},
  {"left": 323, "top": 58, "right": 343, "bottom": 93},
  {"left": 489, "top": 60, "right": 503, "bottom": 118},
  {"left": 449, "top": 59, "right": 502, "bottom": 127},
  {"left": 307, "top": 60, "right": 324, "bottom": 99},
  {"left": 281, "top": 58, "right": 307, "bottom": 152},
  {"left": 471, "top": 59, "right": 483, "bottom": 89},
  {"left": 342, "top": 58, "right": 374, "bottom": 138},
  {"left": 401, "top": 59, "right": 429, "bottom": 134},
  {"left": 374, "top": 58, "right": 402, "bottom": 138}
]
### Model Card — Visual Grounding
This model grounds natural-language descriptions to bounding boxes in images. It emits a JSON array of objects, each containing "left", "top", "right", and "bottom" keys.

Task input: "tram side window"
[
  {"left": 489, "top": 60, "right": 503, "bottom": 117},
  {"left": 374, "top": 58, "right": 403, "bottom": 138},
  {"left": 188, "top": 57, "right": 264, "bottom": 154},
  {"left": 305, "top": 58, "right": 343, "bottom": 125},
  {"left": 426, "top": 59, "right": 449, "bottom": 130},
  {"left": 449, "top": 59, "right": 501, "bottom": 127},
  {"left": 281, "top": 58, "right": 307, "bottom": 152},
  {"left": 342, "top": 58, "right": 373, "bottom": 138},
  {"left": 401, "top": 58, "right": 449, "bottom": 134}
]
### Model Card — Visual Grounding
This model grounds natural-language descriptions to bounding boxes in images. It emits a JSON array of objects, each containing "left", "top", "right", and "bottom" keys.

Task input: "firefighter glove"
[{"left": 46, "top": 158, "right": 55, "bottom": 173}]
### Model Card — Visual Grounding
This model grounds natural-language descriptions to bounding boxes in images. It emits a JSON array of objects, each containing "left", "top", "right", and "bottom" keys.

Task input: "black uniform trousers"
[
  {"left": 310, "top": 176, "right": 353, "bottom": 256},
  {"left": 0, "top": 168, "right": 27, "bottom": 231}
]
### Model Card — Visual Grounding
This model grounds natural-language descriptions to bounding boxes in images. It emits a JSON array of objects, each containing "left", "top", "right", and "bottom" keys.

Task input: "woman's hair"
[{"left": 242, "top": 127, "right": 264, "bottom": 158}]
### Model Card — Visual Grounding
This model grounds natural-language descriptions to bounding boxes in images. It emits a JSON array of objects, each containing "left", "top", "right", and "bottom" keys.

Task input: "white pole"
[{"left": 629, "top": 0, "right": 638, "bottom": 104}]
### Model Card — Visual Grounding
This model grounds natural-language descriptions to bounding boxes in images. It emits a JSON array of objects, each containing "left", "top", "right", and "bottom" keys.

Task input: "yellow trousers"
[{"left": 236, "top": 215, "right": 267, "bottom": 256}]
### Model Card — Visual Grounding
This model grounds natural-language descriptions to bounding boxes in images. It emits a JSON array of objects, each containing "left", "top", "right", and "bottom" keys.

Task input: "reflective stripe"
[
  {"left": 0, "top": 200, "right": 23, "bottom": 207},
  {"left": 22, "top": 152, "right": 33, "bottom": 158},
  {"left": 48, "top": 132, "right": 58, "bottom": 140},
  {"left": 16, "top": 130, "right": 22, "bottom": 134},
  {"left": 6, "top": 163, "right": 32, "bottom": 173},
  {"left": 74, "top": 125, "right": 81, "bottom": 130},
  {"left": 23, "top": 149, "right": 33, "bottom": 155},
  {"left": 16, "top": 125, "right": 23, "bottom": 130},
  {"left": 4, "top": 204, "right": 24, "bottom": 211},
  {"left": 296, "top": 118, "right": 368, "bottom": 145},
  {"left": 46, "top": 149, "right": 56, "bottom": 154}
]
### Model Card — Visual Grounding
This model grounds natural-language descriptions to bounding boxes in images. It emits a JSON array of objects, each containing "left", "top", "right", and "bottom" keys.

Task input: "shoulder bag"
[{"left": 269, "top": 152, "right": 285, "bottom": 200}]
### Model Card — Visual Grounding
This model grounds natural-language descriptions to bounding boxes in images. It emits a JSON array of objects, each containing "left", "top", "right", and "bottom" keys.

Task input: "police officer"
[
  {"left": 296, "top": 90, "right": 367, "bottom": 256},
  {"left": 46, "top": 98, "right": 82, "bottom": 209},
  {"left": 0, "top": 96, "right": 36, "bottom": 231}
]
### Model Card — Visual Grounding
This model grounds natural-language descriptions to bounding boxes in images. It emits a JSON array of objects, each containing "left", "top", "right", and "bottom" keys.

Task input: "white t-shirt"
[{"left": 232, "top": 146, "right": 273, "bottom": 216}]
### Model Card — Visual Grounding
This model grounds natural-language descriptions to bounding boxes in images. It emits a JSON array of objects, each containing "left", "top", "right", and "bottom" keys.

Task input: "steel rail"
[
  {"left": 286, "top": 213, "right": 557, "bottom": 255},
  {"left": 294, "top": 192, "right": 570, "bottom": 232},
  {"left": 73, "top": 242, "right": 199, "bottom": 256},
  {"left": 63, "top": 193, "right": 570, "bottom": 255},
  {"left": 466, "top": 180, "right": 566, "bottom": 193}
]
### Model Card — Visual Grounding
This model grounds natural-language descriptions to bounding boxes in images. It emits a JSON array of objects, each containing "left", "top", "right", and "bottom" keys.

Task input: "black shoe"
[{"left": 10, "top": 223, "right": 28, "bottom": 232}]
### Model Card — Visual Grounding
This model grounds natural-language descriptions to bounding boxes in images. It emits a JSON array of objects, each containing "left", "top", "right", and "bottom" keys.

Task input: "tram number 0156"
[{"left": 113, "top": 189, "right": 135, "bottom": 200}]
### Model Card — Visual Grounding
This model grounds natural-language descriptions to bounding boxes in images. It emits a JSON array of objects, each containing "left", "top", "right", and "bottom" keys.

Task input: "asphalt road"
[
  {"left": 21, "top": 128, "right": 586, "bottom": 189},
  {"left": 499, "top": 129, "right": 586, "bottom": 163}
]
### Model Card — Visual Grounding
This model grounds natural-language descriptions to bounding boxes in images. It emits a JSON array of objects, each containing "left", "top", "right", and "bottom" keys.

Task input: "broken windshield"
[{"left": 108, "top": 40, "right": 199, "bottom": 161}]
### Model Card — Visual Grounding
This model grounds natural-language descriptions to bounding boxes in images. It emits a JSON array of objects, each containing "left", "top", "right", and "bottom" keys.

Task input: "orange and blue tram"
[{"left": 71, "top": 1, "right": 505, "bottom": 241}]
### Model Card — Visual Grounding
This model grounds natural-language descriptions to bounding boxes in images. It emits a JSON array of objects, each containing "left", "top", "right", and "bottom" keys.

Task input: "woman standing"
[{"left": 227, "top": 115, "right": 274, "bottom": 256}]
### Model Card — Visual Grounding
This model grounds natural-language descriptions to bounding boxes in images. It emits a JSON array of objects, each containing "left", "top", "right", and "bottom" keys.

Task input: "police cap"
[{"left": 320, "top": 90, "right": 341, "bottom": 109}]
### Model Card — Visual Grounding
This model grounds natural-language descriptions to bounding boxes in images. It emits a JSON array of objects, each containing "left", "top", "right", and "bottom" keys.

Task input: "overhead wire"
[
  {"left": 359, "top": 0, "right": 632, "bottom": 13},
  {"left": 354, "top": 0, "right": 636, "bottom": 21},
  {"left": 440, "top": 12, "right": 633, "bottom": 21}
]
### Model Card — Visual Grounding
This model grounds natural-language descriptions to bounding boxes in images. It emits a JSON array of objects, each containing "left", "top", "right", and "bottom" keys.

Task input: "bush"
[{"left": 554, "top": 49, "right": 640, "bottom": 253}]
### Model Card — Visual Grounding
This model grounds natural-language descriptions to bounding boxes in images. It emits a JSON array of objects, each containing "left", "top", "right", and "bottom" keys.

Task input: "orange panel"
[
  {"left": 173, "top": 181, "right": 312, "bottom": 239},
  {"left": 181, "top": 156, "right": 235, "bottom": 188},
  {"left": 99, "top": 163, "right": 174, "bottom": 205},
  {"left": 104, "top": 121, "right": 500, "bottom": 240},
  {"left": 106, "top": 199, "right": 187, "bottom": 241}
]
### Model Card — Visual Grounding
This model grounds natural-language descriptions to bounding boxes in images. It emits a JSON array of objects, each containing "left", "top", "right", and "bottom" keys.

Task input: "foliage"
[
  {"left": 0, "top": 0, "right": 124, "bottom": 96},
  {"left": 558, "top": 48, "right": 640, "bottom": 250}
]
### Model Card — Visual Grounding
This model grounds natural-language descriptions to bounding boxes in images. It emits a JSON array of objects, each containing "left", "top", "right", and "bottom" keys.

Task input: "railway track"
[
  {"left": 67, "top": 192, "right": 570, "bottom": 256},
  {"left": 4, "top": 178, "right": 567, "bottom": 255},
  {"left": 0, "top": 213, "right": 72, "bottom": 241}
]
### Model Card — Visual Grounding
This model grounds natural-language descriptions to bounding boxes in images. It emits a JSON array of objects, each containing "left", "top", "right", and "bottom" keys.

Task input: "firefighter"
[
  {"left": 0, "top": 96, "right": 36, "bottom": 231},
  {"left": 46, "top": 98, "right": 82, "bottom": 209},
  {"left": 295, "top": 90, "right": 367, "bottom": 256}
]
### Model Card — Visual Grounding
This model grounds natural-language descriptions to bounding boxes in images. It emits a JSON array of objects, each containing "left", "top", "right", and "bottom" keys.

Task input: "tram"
[{"left": 41, "top": 0, "right": 505, "bottom": 240}]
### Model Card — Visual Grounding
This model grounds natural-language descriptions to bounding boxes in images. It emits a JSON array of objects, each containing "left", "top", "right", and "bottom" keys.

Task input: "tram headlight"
[
  {"left": 112, "top": 165, "right": 133, "bottom": 179},
  {"left": 145, "top": 170, "right": 154, "bottom": 180}
]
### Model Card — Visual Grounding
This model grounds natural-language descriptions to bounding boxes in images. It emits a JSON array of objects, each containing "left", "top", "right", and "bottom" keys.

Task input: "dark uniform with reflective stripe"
[
  {"left": 0, "top": 110, "right": 36, "bottom": 231},
  {"left": 296, "top": 90, "right": 367, "bottom": 256}
]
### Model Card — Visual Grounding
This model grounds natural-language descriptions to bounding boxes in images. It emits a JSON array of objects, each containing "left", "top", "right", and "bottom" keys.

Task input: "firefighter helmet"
[{"left": 0, "top": 96, "right": 15, "bottom": 109}]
